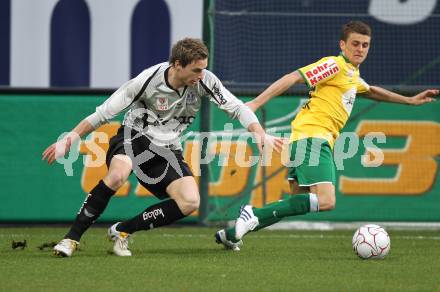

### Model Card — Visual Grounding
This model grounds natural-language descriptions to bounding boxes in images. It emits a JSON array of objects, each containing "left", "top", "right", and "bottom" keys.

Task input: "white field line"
[
  {"left": 264, "top": 221, "right": 440, "bottom": 231},
  {"left": 159, "top": 233, "right": 440, "bottom": 240},
  {"left": 1, "top": 233, "right": 439, "bottom": 241}
]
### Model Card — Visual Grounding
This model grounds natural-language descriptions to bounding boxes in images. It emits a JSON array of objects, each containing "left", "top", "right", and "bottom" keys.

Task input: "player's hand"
[
  {"left": 256, "top": 134, "right": 287, "bottom": 154},
  {"left": 409, "top": 89, "right": 438, "bottom": 105},
  {"left": 41, "top": 136, "right": 73, "bottom": 165}
]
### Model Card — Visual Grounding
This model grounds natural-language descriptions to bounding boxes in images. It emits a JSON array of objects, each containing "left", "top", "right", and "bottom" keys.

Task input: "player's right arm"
[
  {"left": 246, "top": 71, "right": 304, "bottom": 112},
  {"left": 248, "top": 56, "right": 341, "bottom": 112},
  {"left": 42, "top": 119, "right": 96, "bottom": 165},
  {"left": 42, "top": 66, "right": 155, "bottom": 164}
]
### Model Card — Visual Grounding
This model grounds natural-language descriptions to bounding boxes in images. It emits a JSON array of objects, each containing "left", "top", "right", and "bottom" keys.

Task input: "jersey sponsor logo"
[
  {"left": 174, "top": 116, "right": 195, "bottom": 125},
  {"left": 146, "top": 115, "right": 195, "bottom": 127},
  {"left": 212, "top": 83, "right": 227, "bottom": 105},
  {"left": 304, "top": 59, "right": 339, "bottom": 86},
  {"left": 186, "top": 92, "right": 197, "bottom": 105},
  {"left": 156, "top": 97, "right": 169, "bottom": 111}
]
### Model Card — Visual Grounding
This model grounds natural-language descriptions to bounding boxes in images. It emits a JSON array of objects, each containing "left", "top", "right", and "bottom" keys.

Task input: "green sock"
[
  {"left": 225, "top": 194, "right": 318, "bottom": 241},
  {"left": 250, "top": 200, "right": 283, "bottom": 231},
  {"left": 255, "top": 194, "right": 311, "bottom": 220},
  {"left": 254, "top": 217, "right": 282, "bottom": 231},
  {"left": 225, "top": 227, "right": 238, "bottom": 242}
]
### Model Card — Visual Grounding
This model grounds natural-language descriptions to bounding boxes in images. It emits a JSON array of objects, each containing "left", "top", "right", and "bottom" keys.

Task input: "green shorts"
[{"left": 287, "top": 138, "right": 336, "bottom": 186}]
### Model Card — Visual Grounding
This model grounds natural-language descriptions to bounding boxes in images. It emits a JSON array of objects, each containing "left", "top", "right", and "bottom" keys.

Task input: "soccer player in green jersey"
[{"left": 216, "top": 21, "right": 438, "bottom": 251}]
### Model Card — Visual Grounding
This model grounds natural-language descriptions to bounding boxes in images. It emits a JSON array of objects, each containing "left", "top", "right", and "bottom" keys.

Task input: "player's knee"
[
  {"left": 176, "top": 194, "right": 200, "bottom": 215},
  {"left": 316, "top": 190, "right": 336, "bottom": 211},
  {"left": 320, "top": 199, "right": 336, "bottom": 211},
  {"left": 103, "top": 171, "right": 128, "bottom": 190},
  {"left": 318, "top": 195, "right": 336, "bottom": 211}
]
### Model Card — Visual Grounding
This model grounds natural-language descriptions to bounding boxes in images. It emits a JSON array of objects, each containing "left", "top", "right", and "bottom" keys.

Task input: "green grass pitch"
[{"left": 1, "top": 227, "right": 439, "bottom": 291}]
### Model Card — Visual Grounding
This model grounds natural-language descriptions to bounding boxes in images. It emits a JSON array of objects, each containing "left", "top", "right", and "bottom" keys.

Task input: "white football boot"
[
  {"left": 53, "top": 238, "right": 79, "bottom": 257},
  {"left": 107, "top": 222, "right": 132, "bottom": 256},
  {"left": 215, "top": 229, "right": 243, "bottom": 251},
  {"left": 235, "top": 205, "right": 259, "bottom": 240}
]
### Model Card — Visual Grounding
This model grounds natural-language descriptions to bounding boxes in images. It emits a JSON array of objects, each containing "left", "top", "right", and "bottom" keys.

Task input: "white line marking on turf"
[
  {"left": 0, "top": 234, "right": 30, "bottom": 238},
  {"left": 1, "top": 232, "right": 439, "bottom": 241},
  {"left": 160, "top": 233, "right": 440, "bottom": 240}
]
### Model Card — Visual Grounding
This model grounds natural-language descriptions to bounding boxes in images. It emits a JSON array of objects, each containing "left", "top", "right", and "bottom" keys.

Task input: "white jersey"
[{"left": 86, "top": 62, "right": 258, "bottom": 150}]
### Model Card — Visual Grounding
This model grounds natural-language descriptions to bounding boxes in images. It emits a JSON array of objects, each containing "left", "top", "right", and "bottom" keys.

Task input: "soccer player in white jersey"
[{"left": 42, "top": 38, "right": 283, "bottom": 257}]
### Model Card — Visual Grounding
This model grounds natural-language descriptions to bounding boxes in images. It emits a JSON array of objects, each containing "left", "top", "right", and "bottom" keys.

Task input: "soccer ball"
[{"left": 352, "top": 224, "right": 390, "bottom": 259}]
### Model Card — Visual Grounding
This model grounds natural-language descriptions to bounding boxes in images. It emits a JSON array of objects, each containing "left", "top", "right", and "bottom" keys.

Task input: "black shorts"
[{"left": 106, "top": 126, "right": 193, "bottom": 199}]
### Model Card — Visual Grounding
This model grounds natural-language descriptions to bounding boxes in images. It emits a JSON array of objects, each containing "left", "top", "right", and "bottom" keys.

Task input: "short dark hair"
[
  {"left": 340, "top": 21, "right": 372, "bottom": 41},
  {"left": 169, "top": 38, "right": 209, "bottom": 67}
]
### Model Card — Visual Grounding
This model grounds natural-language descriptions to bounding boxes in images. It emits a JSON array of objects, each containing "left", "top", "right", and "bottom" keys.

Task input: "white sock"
[{"left": 309, "top": 193, "right": 319, "bottom": 212}]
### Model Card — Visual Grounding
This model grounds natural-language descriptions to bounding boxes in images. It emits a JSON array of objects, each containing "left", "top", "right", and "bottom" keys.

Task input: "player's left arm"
[{"left": 365, "top": 86, "right": 438, "bottom": 105}]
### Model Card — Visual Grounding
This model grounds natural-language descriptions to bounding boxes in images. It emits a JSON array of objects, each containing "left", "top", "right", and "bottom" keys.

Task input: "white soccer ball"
[{"left": 352, "top": 224, "right": 390, "bottom": 259}]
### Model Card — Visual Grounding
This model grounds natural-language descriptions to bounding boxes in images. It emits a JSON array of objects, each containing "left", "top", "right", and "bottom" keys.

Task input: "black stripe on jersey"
[
  {"left": 123, "top": 66, "right": 161, "bottom": 111},
  {"left": 199, "top": 80, "right": 227, "bottom": 105},
  {"left": 133, "top": 66, "right": 162, "bottom": 103}
]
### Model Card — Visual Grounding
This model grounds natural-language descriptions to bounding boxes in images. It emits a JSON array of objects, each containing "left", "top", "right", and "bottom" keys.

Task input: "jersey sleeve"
[
  {"left": 199, "top": 70, "right": 259, "bottom": 129},
  {"left": 85, "top": 64, "right": 161, "bottom": 128},
  {"left": 356, "top": 77, "right": 370, "bottom": 94},
  {"left": 298, "top": 57, "right": 341, "bottom": 88}
]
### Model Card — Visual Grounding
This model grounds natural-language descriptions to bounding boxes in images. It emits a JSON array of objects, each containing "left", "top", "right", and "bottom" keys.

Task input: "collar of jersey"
[
  {"left": 164, "top": 66, "right": 187, "bottom": 97},
  {"left": 339, "top": 52, "right": 358, "bottom": 69}
]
